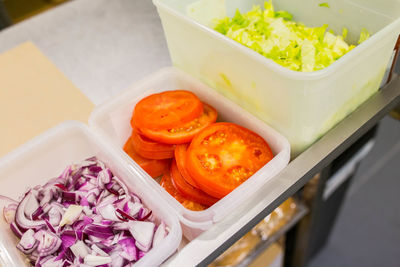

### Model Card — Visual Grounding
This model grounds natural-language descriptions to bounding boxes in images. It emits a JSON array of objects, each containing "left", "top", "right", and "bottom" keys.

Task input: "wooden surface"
[{"left": 0, "top": 42, "right": 94, "bottom": 157}]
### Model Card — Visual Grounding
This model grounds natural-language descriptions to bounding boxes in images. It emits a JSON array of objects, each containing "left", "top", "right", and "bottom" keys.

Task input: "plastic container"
[
  {"left": 0, "top": 122, "right": 181, "bottom": 267},
  {"left": 89, "top": 67, "right": 290, "bottom": 240},
  {"left": 153, "top": 0, "right": 400, "bottom": 156}
]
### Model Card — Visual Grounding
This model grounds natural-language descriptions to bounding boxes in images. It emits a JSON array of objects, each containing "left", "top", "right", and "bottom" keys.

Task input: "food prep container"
[
  {"left": 89, "top": 67, "right": 290, "bottom": 240},
  {"left": 0, "top": 122, "right": 181, "bottom": 267},
  {"left": 153, "top": 0, "right": 400, "bottom": 156}
]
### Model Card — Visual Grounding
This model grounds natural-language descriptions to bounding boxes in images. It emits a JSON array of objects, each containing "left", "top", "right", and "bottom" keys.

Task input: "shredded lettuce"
[
  {"left": 214, "top": 1, "right": 369, "bottom": 72},
  {"left": 318, "top": 3, "right": 330, "bottom": 8},
  {"left": 358, "top": 28, "right": 370, "bottom": 44}
]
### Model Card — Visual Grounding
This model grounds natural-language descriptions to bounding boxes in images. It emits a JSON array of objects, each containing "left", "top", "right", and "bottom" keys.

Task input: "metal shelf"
[
  {"left": 163, "top": 76, "right": 400, "bottom": 267},
  {"left": 237, "top": 202, "right": 308, "bottom": 267}
]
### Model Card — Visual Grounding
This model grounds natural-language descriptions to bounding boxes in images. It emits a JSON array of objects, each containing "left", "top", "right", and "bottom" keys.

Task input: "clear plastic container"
[
  {"left": 89, "top": 67, "right": 290, "bottom": 240},
  {"left": 153, "top": 0, "right": 400, "bottom": 156},
  {"left": 0, "top": 121, "right": 181, "bottom": 267}
]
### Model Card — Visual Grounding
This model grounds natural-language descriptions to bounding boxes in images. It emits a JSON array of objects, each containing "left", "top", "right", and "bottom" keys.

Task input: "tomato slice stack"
[
  {"left": 123, "top": 138, "right": 171, "bottom": 178},
  {"left": 124, "top": 90, "right": 274, "bottom": 211}
]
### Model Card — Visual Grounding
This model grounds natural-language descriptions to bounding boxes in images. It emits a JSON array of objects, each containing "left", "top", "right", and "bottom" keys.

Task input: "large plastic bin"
[
  {"left": 153, "top": 0, "right": 400, "bottom": 156},
  {"left": 0, "top": 122, "right": 181, "bottom": 267},
  {"left": 89, "top": 67, "right": 290, "bottom": 240}
]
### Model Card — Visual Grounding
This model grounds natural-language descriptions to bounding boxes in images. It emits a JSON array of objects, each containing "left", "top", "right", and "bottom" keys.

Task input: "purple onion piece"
[
  {"left": 89, "top": 166, "right": 103, "bottom": 173},
  {"left": 118, "top": 238, "right": 138, "bottom": 262},
  {"left": 17, "top": 229, "right": 37, "bottom": 254},
  {"left": 45, "top": 220, "right": 56, "bottom": 233},
  {"left": 139, "top": 210, "right": 152, "bottom": 221},
  {"left": 34, "top": 230, "right": 62, "bottom": 257},
  {"left": 15, "top": 191, "right": 46, "bottom": 230},
  {"left": 31, "top": 206, "right": 43, "bottom": 221}
]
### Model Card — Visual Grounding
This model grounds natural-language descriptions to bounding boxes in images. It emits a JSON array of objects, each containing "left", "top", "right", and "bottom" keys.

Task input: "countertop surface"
[{"left": 0, "top": 0, "right": 170, "bottom": 105}]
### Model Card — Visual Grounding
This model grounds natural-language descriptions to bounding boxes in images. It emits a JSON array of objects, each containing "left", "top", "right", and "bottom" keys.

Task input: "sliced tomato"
[
  {"left": 131, "top": 130, "right": 175, "bottom": 159},
  {"left": 174, "top": 144, "right": 200, "bottom": 188},
  {"left": 123, "top": 138, "right": 171, "bottom": 178},
  {"left": 132, "top": 90, "right": 203, "bottom": 130},
  {"left": 138, "top": 103, "right": 218, "bottom": 144},
  {"left": 160, "top": 172, "right": 207, "bottom": 211},
  {"left": 186, "top": 122, "right": 274, "bottom": 198},
  {"left": 170, "top": 160, "right": 219, "bottom": 206}
]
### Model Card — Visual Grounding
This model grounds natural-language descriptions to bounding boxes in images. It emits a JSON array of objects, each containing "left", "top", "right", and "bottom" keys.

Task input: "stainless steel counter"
[
  {"left": 0, "top": 0, "right": 170, "bottom": 105},
  {"left": 1, "top": 1, "right": 399, "bottom": 266}
]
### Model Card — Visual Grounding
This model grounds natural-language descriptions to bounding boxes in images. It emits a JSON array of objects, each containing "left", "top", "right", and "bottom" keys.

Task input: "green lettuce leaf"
[{"left": 214, "top": 1, "right": 369, "bottom": 72}]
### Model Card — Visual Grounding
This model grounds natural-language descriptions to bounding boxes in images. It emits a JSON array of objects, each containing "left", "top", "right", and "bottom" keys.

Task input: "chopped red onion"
[
  {"left": 70, "top": 240, "right": 90, "bottom": 258},
  {"left": 34, "top": 230, "right": 62, "bottom": 256},
  {"left": 118, "top": 237, "right": 138, "bottom": 261},
  {"left": 1, "top": 157, "right": 167, "bottom": 266},
  {"left": 17, "top": 229, "right": 37, "bottom": 254},
  {"left": 84, "top": 254, "right": 112, "bottom": 266},
  {"left": 128, "top": 221, "right": 155, "bottom": 252}
]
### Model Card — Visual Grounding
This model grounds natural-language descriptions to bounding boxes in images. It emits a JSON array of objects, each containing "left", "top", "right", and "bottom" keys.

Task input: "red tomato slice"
[
  {"left": 174, "top": 144, "right": 200, "bottom": 188},
  {"left": 170, "top": 160, "right": 219, "bottom": 206},
  {"left": 138, "top": 103, "right": 218, "bottom": 144},
  {"left": 186, "top": 122, "right": 274, "bottom": 198},
  {"left": 160, "top": 172, "right": 207, "bottom": 211},
  {"left": 132, "top": 90, "right": 203, "bottom": 130},
  {"left": 131, "top": 130, "right": 175, "bottom": 159},
  {"left": 123, "top": 138, "right": 171, "bottom": 178}
]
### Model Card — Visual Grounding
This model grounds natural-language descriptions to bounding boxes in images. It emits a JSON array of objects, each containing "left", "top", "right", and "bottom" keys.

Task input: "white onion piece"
[
  {"left": 127, "top": 202, "right": 142, "bottom": 217},
  {"left": 59, "top": 205, "right": 83, "bottom": 227},
  {"left": 83, "top": 206, "right": 93, "bottom": 216},
  {"left": 24, "top": 193, "right": 39, "bottom": 219},
  {"left": 153, "top": 222, "right": 167, "bottom": 248},
  {"left": 98, "top": 204, "right": 119, "bottom": 221},
  {"left": 48, "top": 207, "right": 62, "bottom": 226},
  {"left": 41, "top": 256, "right": 63, "bottom": 267},
  {"left": 84, "top": 255, "right": 112, "bottom": 266},
  {"left": 17, "top": 229, "right": 37, "bottom": 253},
  {"left": 40, "top": 189, "right": 53, "bottom": 206},
  {"left": 128, "top": 221, "right": 155, "bottom": 252},
  {"left": 70, "top": 240, "right": 90, "bottom": 258},
  {"left": 91, "top": 244, "right": 109, "bottom": 257},
  {"left": 110, "top": 250, "right": 125, "bottom": 267},
  {"left": 98, "top": 169, "right": 112, "bottom": 188}
]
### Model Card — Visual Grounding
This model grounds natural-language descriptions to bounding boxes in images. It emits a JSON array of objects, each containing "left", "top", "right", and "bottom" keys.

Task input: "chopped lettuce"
[
  {"left": 318, "top": 3, "right": 330, "bottom": 8},
  {"left": 214, "top": 1, "right": 369, "bottom": 72},
  {"left": 358, "top": 28, "right": 370, "bottom": 44}
]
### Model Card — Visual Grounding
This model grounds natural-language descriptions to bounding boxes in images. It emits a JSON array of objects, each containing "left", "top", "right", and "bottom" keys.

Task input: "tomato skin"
[
  {"left": 161, "top": 172, "right": 207, "bottom": 211},
  {"left": 170, "top": 160, "right": 219, "bottom": 206},
  {"left": 186, "top": 122, "right": 274, "bottom": 198},
  {"left": 138, "top": 104, "right": 218, "bottom": 144},
  {"left": 174, "top": 144, "right": 200, "bottom": 189},
  {"left": 132, "top": 90, "right": 203, "bottom": 130},
  {"left": 131, "top": 130, "right": 175, "bottom": 159},
  {"left": 123, "top": 138, "right": 171, "bottom": 178}
]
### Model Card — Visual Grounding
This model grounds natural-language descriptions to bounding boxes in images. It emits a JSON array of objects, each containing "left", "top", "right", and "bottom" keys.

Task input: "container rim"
[{"left": 153, "top": 0, "right": 400, "bottom": 81}]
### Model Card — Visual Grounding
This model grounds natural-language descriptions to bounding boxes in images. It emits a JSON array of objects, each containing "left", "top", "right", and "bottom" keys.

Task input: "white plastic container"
[
  {"left": 0, "top": 122, "right": 181, "bottom": 267},
  {"left": 153, "top": 0, "right": 400, "bottom": 156},
  {"left": 89, "top": 67, "right": 290, "bottom": 240}
]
